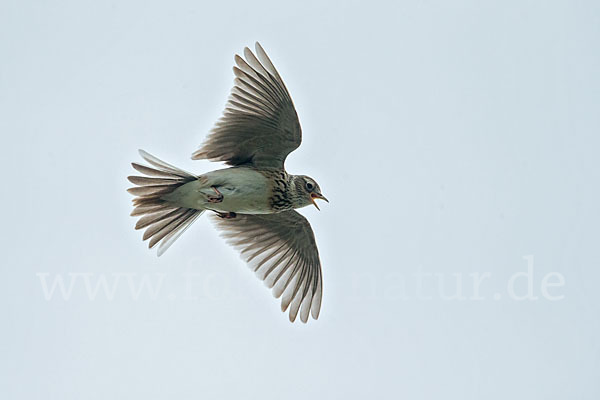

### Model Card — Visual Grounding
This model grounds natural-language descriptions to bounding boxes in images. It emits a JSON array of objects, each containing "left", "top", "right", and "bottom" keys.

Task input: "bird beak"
[{"left": 310, "top": 193, "right": 329, "bottom": 211}]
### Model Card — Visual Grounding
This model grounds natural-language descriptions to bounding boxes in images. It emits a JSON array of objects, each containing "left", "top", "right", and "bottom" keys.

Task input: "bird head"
[{"left": 292, "top": 175, "right": 328, "bottom": 210}]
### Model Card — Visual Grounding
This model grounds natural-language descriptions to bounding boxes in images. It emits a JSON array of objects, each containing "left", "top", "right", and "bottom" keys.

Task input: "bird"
[{"left": 127, "top": 42, "right": 328, "bottom": 323}]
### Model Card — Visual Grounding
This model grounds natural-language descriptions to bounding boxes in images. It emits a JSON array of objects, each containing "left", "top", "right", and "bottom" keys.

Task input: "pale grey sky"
[{"left": 2, "top": 0, "right": 599, "bottom": 399}]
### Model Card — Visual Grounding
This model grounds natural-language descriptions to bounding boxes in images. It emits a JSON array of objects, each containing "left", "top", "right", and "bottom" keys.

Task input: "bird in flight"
[{"left": 127, "top": 42, "right": 328, "bottom": 323}]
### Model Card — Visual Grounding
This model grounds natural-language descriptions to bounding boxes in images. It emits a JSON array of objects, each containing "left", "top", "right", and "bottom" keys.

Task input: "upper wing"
[
  {"left": 212, "top": 211, "right": 323, "bottom": 323},
  {"left": 192, "top": 42, "right": 302, "bottom": 169}
]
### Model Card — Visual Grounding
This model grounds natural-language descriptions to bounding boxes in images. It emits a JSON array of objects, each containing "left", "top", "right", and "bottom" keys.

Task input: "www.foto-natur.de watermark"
[{"left": 36, "top": 255, "right": 565, "bottom": 303}]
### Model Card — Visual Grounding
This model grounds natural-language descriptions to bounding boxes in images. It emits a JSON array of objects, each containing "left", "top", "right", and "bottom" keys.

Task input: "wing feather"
[
  {"left": 192, "top": 43, "right": 302, "bottom": 169},
  {"left": 212, "top": 211, "right": 323, "bottom": 323}
]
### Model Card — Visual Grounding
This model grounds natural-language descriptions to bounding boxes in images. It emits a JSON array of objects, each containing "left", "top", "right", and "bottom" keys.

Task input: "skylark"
[{"left": 127, "top": 43, "right": 327, "bottom": 323}]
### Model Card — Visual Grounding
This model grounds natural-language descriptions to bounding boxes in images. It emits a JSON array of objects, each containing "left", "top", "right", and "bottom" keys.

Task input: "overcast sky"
[{"left": 2, "top": 0, "right": 599, "bottom": 399}]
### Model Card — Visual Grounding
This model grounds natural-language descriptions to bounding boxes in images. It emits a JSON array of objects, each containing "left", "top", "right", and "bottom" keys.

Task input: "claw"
[
  {"left": 207, "top": 186, "right": 224, "bottom": 203},
  {"left": 216, "top": 211, "right": 236, "bottom": 219}
]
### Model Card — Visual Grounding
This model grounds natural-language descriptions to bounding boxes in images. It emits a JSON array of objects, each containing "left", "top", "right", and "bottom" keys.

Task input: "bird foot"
[
  {"left": 206, "top": 186, "right": 224, "bottom": 203},
  {"left": 215, "top": 212, "right": 237, "bottom": 219}
]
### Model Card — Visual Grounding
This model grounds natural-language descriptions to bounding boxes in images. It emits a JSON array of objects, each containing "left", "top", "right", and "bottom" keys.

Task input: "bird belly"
[{"left": 164, "top": 168, "right": 273, "bottom": 214}]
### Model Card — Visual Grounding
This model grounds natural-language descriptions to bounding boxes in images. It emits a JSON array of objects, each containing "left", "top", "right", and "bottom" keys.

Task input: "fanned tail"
[{"left": 127, "top": 150, "right": 204, "bottom": 256}]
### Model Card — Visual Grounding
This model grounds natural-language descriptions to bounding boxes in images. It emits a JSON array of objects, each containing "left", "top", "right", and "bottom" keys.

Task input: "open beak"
[{"left": 310, "top": 193, "right": 329, "bottom": 211}]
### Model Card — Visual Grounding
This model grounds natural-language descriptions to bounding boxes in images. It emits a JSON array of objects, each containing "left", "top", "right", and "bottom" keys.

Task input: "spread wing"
[
  {"left": 212, "top": 211, "right": 323, "bottom": 323},
  {"left": 192, "top": 42, "right": 302, "bottom": 169}
]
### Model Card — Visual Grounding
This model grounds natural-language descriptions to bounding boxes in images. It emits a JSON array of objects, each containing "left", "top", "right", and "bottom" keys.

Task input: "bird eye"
[{"left": 306, "top": 181, "right": 314, "bottom": 191}]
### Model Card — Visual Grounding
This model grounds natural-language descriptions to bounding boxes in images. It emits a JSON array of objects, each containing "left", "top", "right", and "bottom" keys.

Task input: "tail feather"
[
  {"left": 156, "top": 211, "right": 203, "bottom": 257},
  {"left": 127, "top": 176, "right": 181, "bottom": 186},
  {"left": 127, "top": 185, "right": 175, "bottom": 197},
  {"left": 135, "top": 208, "right": 180, "bottom": 230},
  {"left": 138, "top": 149, "right": 193, "bottom": 177},
  {"left": 132, "top": 163, "right": 178, "bottom": 178},
  {"left": 127, "top": 150, "right": 204, "bottom": 255},
  {"left": 142, "top": 211, "right": 187, "bottom": 240},
  {"left": 148, "top": 209, "right": 196, "bottom": 247},
  {"left": 130, "top": 203, "right": 173, "bottom": 217}
]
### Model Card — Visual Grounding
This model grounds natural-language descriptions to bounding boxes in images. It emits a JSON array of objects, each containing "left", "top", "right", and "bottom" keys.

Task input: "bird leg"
[
  {"left": 215, "top": 211, "right": 237, "bottom": 219},
  {"left": 206, "top": 186, "right": 224, "bottom": 203}
]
